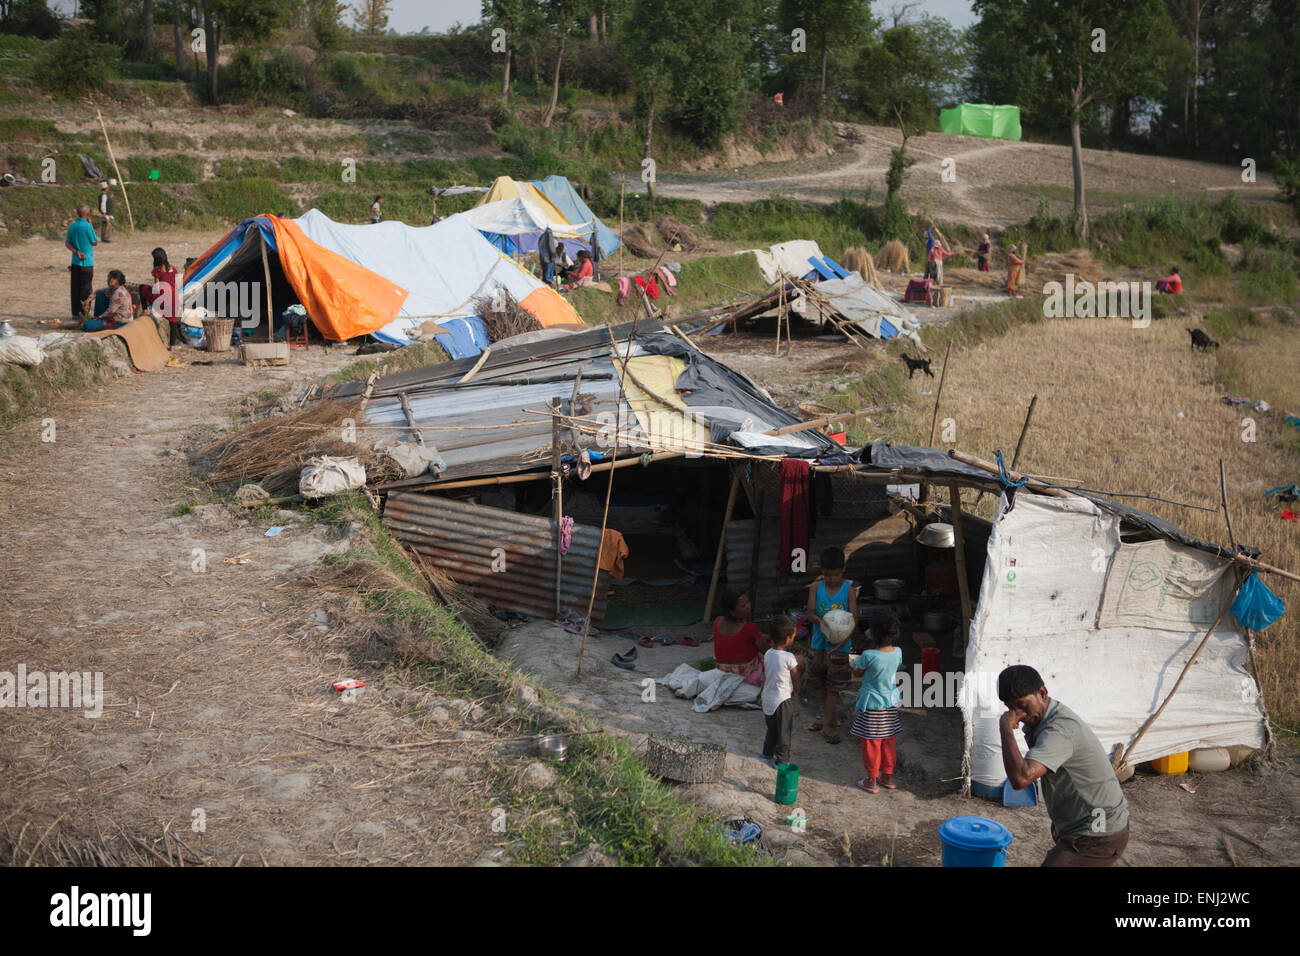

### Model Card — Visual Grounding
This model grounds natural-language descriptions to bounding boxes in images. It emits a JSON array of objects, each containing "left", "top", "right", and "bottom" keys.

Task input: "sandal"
[
  {"left": 807, "top": 719, "right": 824, "bottom": 732},
  {"left": 856, "top": 777, "right": 880, "bottom": 794},
  {"left": 822, "top": 729, "right": 841, "bottom": 745},
  {"left": 881, "top": 776, "right": 898, "bottom": 790}
]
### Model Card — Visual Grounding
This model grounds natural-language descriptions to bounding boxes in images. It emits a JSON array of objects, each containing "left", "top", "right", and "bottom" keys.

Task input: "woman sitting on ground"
[
  {"left": 713, "top": 590, "right": 768, "bottom": 677},
  {"left": 1154, "top": 266, "right": 1182, "bottom": 294},
  {"left": 562, "top": 249, "right": 595, "bottom": 289},
  {"left": 82, "top": 269, "right": 133, "bottom": 332}
]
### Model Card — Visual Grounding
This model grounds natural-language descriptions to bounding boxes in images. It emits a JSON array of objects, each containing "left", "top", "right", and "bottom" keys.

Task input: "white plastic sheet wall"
[{"left": 962, "top": 493, "right": 1267, "bottom": 789}]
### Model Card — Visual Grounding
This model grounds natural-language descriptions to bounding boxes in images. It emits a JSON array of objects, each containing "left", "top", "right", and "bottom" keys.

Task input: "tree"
[
  {"left": 194, "top": 0, "right": 294, "bottom": 102},
  {"left": 777, "top": 0, "right": 873, "bottom": 111},
  {"left": 851, "top": 17, "right": 968, "bottom": 129},
  {"left": 352, "top": 0, "right": 389, "bottom": 35}
]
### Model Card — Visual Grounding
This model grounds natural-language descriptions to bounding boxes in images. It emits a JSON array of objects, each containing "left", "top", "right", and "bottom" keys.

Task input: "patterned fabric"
[{"left": 851, "top": 706, "right": 901, "bottom": 740}]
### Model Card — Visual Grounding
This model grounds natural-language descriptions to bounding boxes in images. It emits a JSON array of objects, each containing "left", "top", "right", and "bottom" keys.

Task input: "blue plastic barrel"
[{"left": 938, "top": 816, "right": 1013, "bottom": 867}]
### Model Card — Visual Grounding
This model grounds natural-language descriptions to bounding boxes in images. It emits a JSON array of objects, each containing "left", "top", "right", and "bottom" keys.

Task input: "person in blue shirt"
[
  {"left": 64, "top": 204, "right": 98, "bottom": 319},
  {"left": 804, "top": 547, "right": 858, "bottom": 745},
  {"left": 850, "top": 608, "right": 904, "bottom": 793}
]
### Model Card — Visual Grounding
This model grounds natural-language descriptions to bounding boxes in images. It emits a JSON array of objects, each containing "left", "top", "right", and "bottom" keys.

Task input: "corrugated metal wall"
[{"left": 384, "top": 492, "right": 609, "bottom": 625}]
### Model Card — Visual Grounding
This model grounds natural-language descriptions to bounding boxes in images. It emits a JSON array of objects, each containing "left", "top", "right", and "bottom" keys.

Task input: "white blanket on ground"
[{"left": 659, "top": 663, "right": 761, "bottom": 712}]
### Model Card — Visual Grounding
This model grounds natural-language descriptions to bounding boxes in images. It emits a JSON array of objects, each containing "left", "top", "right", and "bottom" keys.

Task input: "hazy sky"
[{"left": 389, "top": 0, "right": 977, "bottom": 34}]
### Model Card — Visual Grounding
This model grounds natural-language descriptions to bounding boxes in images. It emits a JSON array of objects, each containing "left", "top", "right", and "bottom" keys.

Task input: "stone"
[
  {"left": 563, "top": 843, "right": 618, "bottom": 867},
  {"left": 439, "top": 765, "right": 475, "bottom": 781},
  {"left": 521, "top": 762, "right": 559, "bottom": 790},
  {"left": 517, "top": 684, "right": 541, "bottom": 706},
  {"left": 235, "top": 483, "right": 270, "bottom": 505},
  {"left": 427, "top": 706, "right": 452, "bottom": 725},
  {"left": 313, "top": 610, "right": 330, "bottom": 625}
]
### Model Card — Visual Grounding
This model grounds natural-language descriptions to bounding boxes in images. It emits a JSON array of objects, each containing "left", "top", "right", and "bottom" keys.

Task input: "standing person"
[
  {"left": 998, "top": 665, "right": 1131, "bottom": 867},
  {"left": 1005, "top": 243, "right": 1025, "bottom": 294},
  {"left": 850, "top": 608, "right": 903, "bottom": 793},
  {"left": 141, "top": 247, "right": 181, "bottom": 348},
  {"left": 977, "top": 234, "right": 991, "bottom": 272},
  {"left": 537, "top": 226, "right": 557, "bottom": 285},
  {"left": 64, "top": 204, "right": 98, "bottom": 321},
  {"left": 370, "top": 195, "right": 382, "bottom": 223},
  {"left": 804, "top": 547, "right": 858, "bottom": 744},
  {"left": 97, "top": 182, "right": 114, "bottom": 242},
  {"left": 589, "top": 228, "right": 603, "bottom": 281},
  {"left": 760, "top": 615, "right": 803, "bottom": 769},
  {"left": 713, "top": 589, "right": 767, "bottom": 678}
]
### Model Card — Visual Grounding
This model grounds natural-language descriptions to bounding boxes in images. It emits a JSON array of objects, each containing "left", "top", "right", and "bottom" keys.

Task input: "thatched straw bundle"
[
  {"left": 474, "top": 287, "right": 540, "bottom": 342},
  {"left": 875, "top": 239, "right": 909, "bottom": 273},
  {"left": 656, "top": 216, "right": 700, "bottom": 252},
  {"left": 841, "top": 246, "right": 882, "bottom": 288},
  {"left": 621, "top": 224, "right": 658, "bottom": 259},
  {"left": 1036, "top": 248, "right": 1102, "bottom": 287}
]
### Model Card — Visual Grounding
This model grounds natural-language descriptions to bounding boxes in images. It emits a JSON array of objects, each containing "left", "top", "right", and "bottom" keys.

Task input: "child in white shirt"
[{"left": 760, "top": 615, "right": 803, "bottom": 768}]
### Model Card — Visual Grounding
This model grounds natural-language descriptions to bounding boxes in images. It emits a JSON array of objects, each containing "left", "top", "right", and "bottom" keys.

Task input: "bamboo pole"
[
  {"left": 1009, "top": 394, "right": 1038, "bottom": 471},
  {"left": 95, "top": 108, "right": 134, "bottom": 229},
  {"left": 766, "top": 405, "right": 888, "bottom": 436},
  {"left": 618, "top": 173, "right": 625, "bottom": 277},
  {"left": 703, "top": 470, "right": 742, "bottom": 622},
  {"left": 259, "top": 232, "right": 274, "bottom": 344},
  {"left": 551, "top": 397, "right": 564, "bottom": 618},
  {"left": 749, "top": 485, "right": 765, "bottom": 603},
  {"left": 919, "top": 339, "right": 954, "bottom": 504},
  {"left": 949, "top": 481, "right": 974, "bottom": 652},
  {"left": 1219, "top": 459, "right": 1237, "bottom": 553},
  {"left": 456, "top": 347, "right": 492, "bottom": 384},
  {"left": 947, "top": 449, "right": 1075, "bottom": 499}
]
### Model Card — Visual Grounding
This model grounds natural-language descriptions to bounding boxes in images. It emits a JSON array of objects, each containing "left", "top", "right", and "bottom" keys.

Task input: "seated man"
[
  {"left": 1154, "top": 266, "right": 1182, "bottom": 294},
  {"left": 82, "top": 269, "right": 133, "bottom": 332}
]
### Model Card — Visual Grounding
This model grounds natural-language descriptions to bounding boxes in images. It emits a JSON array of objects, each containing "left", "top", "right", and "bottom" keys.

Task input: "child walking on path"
[
  {"left": 760, "top": 616, "right": 803, "bottom": 769},
  {"left": 805, "top": 548, "right": 858, "bottom": 744},
  {"left": 850, "top": 608, "right": 904, "bottom": 793}
]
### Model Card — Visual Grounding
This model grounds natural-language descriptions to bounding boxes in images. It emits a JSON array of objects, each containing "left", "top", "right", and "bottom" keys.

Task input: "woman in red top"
[
  {"left": 713, "top": 590, "right": 767, "bottom": 677},
  {"left": 562, "top": 249, "right": 595, "bottom": 290},
  {"left": 141, "top": 247, "right": 181, "bottom": 348}
]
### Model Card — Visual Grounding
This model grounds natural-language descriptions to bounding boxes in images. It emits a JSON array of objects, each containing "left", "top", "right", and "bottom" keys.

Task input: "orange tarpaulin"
[
  {"left": 268, "top": 217, "right": 408, "bottom": 341},
  {"left": 519, "top": 286, "right": 583, "bottom": 328}
]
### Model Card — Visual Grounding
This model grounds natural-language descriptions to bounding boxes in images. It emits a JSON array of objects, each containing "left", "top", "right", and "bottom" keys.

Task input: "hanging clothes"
[
  {"left": 598, "top": 528, "right": 630, "bottom": 578},
  {"left": 778, "top": 458, "right": 811, "bottom": 575}
]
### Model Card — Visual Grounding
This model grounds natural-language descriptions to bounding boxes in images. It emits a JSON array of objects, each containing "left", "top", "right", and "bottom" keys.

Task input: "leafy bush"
[
  {"left": 223, "top": 47, "right": 309, "bottom": 106},
  {"left": 0, "top": 0, "right": 61, "bottom": 40},
  {"left": 33, "top": 25, "right": 119, "bottom": 97}
]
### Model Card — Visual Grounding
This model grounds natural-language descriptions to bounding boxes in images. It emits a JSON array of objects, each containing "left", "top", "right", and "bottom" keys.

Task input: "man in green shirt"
[
  {"left": 64, "top": 204, "right": 98, "bottom": 320},
  {"left": 999, "top": 665, "right": 1131, "bottom": 866}
]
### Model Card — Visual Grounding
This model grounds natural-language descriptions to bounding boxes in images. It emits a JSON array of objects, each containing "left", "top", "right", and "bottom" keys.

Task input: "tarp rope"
[{"left": 995, "top": 449, "right": 1028, "bottom": 488}]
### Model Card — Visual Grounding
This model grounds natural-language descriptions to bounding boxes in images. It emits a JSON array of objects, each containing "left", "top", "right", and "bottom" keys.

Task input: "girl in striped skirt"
[{"left": 850, "top": 608, "right": 904, "bottom": 794}]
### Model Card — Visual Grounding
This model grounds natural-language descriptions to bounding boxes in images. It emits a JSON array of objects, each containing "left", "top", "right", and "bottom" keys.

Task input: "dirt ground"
[
  {"left": 661, "top": 122, "right": 1277, "bottom": 227},
  {"left": 500, "top": 620, "right": 1300, "bottom": 867}
]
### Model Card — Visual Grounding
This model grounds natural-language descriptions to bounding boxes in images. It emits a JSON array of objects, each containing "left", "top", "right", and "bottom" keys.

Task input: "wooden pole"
[
  {"left": 765, "top": 405, "right": 888, "bottom": 436},
  {"left": 1009, "top": 394, "right": 1038, "bottom": 471},
  {"left": 551, "top": 397, "right": 564, "bottom": 618},
  {"left": 618, "top": 173, "right": 625, "bottom": 278},
  {"left": 947, "top": 449, "right": 1075, "bottom": 499},
  {"left": 1219, "top": 459, "right": 1237, "bottom": 553},
  {"left": 948, "top": 482, "right": 974, "bottom": 654},
  {"left": 703, "top": 470, "right": 742, "bottom": 622},
  {"left": 95, "top": 108, "right": 134, "bottom": 229},
  {"left": 919, "top": 339, "right": 953, "bottom": 503},
  {"left": 749, "top": 485, "right": 766, "bottom": 604},
  {"left": 259, "top": 232, "right": 274, "bottom": 344}
]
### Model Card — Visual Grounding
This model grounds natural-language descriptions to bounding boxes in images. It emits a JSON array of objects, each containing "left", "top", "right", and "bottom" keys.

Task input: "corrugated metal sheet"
[{"left": 384, "top": 492, "right": 609, "bottom": 624}]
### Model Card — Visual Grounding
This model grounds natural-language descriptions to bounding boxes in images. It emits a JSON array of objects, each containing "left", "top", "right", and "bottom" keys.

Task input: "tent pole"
[
  {"left": 974, "top": 393, "right": 1036, "bottom": 508},
  {"left": 703, "top": 469, "right": 742, "bottom": 623},
  {"left": 948, "top": 482, "right": 973, "bottom": 656},
  {"left": 618, "top": 173, "right": 625, "bottom": 278},
  {"left": 259, "top": 231, "right": 274, "bottom": 344},
  {"left": 749, "top": 484, "right": 766, "bottom": 605}
]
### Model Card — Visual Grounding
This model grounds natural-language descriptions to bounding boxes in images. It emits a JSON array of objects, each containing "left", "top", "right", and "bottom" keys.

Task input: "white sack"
[
  {"left": 0, "top": 336, "right": 45, "bottom": 366},
  {"left": 299, "top": 455, "right": 367, "bottom": 498}
]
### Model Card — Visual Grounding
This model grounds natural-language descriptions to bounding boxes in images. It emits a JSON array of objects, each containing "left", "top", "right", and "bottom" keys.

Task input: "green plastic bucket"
[{"left": 774, "top": 763, "right": 799, "bottom": 804}]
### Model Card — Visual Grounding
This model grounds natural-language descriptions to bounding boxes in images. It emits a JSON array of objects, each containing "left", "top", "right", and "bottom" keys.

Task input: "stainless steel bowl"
[{"left": 537, "top": 734, "right": 568, "bottom": 762}]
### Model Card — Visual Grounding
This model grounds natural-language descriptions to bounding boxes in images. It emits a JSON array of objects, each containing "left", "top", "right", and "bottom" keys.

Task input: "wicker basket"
[
  {"left": 797, "top": 401, "right": 836, "bottom": 421},
  {"left": 644, "top": 735, "right": 726, "bottom": 783},
  {"left": 202, "top": 317, "right": 235, "bottom": 353}
]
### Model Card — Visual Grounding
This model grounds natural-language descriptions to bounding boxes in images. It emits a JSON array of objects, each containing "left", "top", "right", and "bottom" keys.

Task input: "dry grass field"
[{"left": 883, "top": 315, "right": 1300, "bottom": 736}]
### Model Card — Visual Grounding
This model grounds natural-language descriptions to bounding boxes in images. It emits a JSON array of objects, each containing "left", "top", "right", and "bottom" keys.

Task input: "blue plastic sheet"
[{"left": 1230, "top": 572, "right": 1285, "bottom": 631}]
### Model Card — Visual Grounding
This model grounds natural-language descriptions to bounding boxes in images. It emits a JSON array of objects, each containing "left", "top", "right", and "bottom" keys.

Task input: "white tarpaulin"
[
  {"left": 293, "top": 209, "right": 561, "bottom": 344},
  {"left": 791, "top": 271, "right": 925, "bottom": 348},
  {"left": 1099, "top": 538, "right": 1233, "bottom": 631},
  {"left": 962, "top": 493, "right": 1266, "bottom": 789},
  {"left": 752, "top": 239, "right": 825, "bottom": 284},
  {"left": 460, "top": 197, "right": 589, "bottom": 239},
  {"left": 658, "top": 664, "right": 761, "bottom": 711}
]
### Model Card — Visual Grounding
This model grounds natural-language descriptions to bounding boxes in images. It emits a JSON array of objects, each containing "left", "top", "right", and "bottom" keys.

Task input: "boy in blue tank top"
[{"left": 804, "top": 547, "right": 858, "bottom": 744}]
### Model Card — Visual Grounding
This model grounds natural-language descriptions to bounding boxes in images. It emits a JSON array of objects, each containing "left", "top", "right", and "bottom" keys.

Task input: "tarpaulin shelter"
[
  {"left": 185, "top": 210, "right": 582, "bottom": 359},
  {"left": 462, "top": 197, "right": 589, "bottom": 256},
  {"left": 530, "top": 175, "right": 621, "bottom": 256},
  {"left": 790, "top": 272, "right": 923, "bottom": 347},
  {"left": 939, "top": 104, "right": 1022, "bottom": 141}
]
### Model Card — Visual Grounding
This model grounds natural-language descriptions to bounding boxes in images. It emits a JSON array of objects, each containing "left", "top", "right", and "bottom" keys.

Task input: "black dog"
[
  {"left": 1187, "top": 328, "right": 1220, "bottom": 351},
  {"left": 901, "top": 353, "right": 934, "bottom": 379}
]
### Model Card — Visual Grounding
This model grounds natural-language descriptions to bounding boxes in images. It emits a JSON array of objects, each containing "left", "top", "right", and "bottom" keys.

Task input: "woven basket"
[
  {"left": 202, "top": 317, "right": 235, "bottom": 353},
  {"left": 644, "top": 735, "right": 726, "bottom": 783}
]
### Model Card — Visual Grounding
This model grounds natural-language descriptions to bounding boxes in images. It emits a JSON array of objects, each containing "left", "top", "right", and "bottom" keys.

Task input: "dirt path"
[{"left": 660, "top": 122, "right": 1276, "bottom": 227}]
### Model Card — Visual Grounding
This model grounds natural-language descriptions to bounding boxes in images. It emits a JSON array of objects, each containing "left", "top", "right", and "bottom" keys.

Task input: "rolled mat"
[{"left": 86, "top": 317, "right": 169, "bottom": 372}]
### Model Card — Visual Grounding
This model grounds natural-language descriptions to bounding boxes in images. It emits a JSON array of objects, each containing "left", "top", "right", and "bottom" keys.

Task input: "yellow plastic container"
[{"left": 1151, "top": 752, "right": 1189, "bottom": 775}]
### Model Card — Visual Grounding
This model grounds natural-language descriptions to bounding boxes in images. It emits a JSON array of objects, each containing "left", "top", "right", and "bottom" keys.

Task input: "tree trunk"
[
  {"left": 142, "top": 0, "right": 154, "bottom": 58},
  {"left": 1070, "top": 87, "right": 1088, "bottom": 239},
  {"left": 202, "top": 1, "right": 218, "bottom": 103},
  {"left": 501, "top": 49, "right": 511, "bottom": 105},
  {"left": 542, "top": 34, "right": 566, "bottom": 128},
  {"left": 601, "top": 11, "right": 606, "bottom": 41},
  {"left": 1192, "top": 1, "right": 1201, "bottom": 147},
  {"left": 644, "top": 86, "right": 658, "bottom": 201},
  {"left": 588, "top": 12, "right": 598, "bottom": 41},
  {"left": 173, "top": 3, "right": 186, "bottom": 78},
  {"left": 819, "top": 35, "right": 828, "bottom": 109}
]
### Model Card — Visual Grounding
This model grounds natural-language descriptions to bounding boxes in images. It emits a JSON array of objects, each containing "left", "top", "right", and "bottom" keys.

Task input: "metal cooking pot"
[
  {"left": 537, "top": 734, "right": 568, "bottom": 762},
  {"left": 923, "top": 610, "right": 951, "bottom": 632},
  {"left": 874, "top": 578, "right": 904, "bottom": 601}
]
